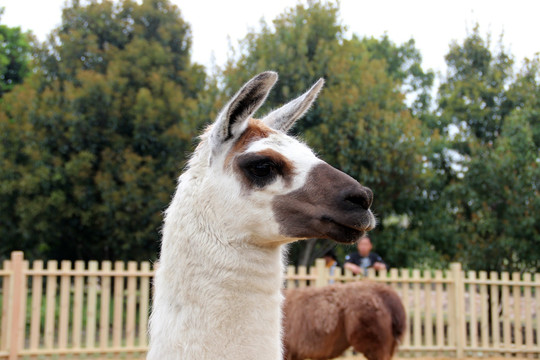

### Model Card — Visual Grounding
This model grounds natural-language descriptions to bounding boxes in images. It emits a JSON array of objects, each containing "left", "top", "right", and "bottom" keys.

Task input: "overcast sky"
[{"left": 2, "top": 0, "right": 540, "bottom": 77}]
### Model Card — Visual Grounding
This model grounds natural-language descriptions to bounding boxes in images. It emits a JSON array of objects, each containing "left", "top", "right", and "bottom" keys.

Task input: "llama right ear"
[
  {"left": 262, "top": 78, "right": 324, "bottom": 133},
  {"left": 209, "top": 72, "right": 278, "bottom": 153}
]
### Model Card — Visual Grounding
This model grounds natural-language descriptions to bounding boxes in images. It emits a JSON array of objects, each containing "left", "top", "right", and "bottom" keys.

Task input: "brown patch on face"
[
  {"left": 255, "top": 149, "right": 295, "bottom": 185},
  {"left": 224, "top": 118, "right": 276, "bottom": 167},
  {"left": 272, "top": 162, "right": 375, "bottom": 243},
  {"left": 235, "top": 148, "right": 296, "bottom": 190}
]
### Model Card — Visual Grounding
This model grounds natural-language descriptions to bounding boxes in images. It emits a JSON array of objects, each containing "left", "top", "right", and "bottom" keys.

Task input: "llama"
[
  {"left": 147, "top": 72, "right": 376, "bottom": 360},
  {"left": 282, "top": 281, "right": 406, "bottom": 360}
]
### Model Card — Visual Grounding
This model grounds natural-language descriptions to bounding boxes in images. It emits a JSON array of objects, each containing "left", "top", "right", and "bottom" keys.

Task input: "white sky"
[{"left": 2, "top": 0, "right": 540, "bottom": 77}]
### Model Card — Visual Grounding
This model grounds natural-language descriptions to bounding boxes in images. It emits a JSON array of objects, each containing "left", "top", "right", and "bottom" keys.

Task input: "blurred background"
[{"left": 0, "top": 0, "right": 538, "bottom": 273}]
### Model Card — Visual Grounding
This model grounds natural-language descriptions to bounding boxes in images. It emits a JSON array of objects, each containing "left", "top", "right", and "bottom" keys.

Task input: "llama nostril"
[
  {"left": 345, "top": 187, "right": 373, "bottom": 210},
  {"left": 363, "top": 187, "right": 373, "bottom": 209}
]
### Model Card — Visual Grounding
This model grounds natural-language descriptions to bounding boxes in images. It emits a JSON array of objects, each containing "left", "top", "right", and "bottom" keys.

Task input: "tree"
[
  {"left": 0, "top": 0, "right": 213, "bottom": 261},
  {"left": 222, "top": 0, "right": 436, "bottom": 267},
  {"left": 436, "top": 27, "right": 540, "bottom": 272},
  {"left": 438, "top": 26, "right": 514, "bottom": 145},
  {"left": 452, "top": 111, "right": 539, "bottom": 272},
  {"left": 0, "top": 8, "right": 31, "bottom": 96},
  {"left": 506, "top": 57, "right": 540, "bottom": 149},
  {"left": 361, "top": 35, "right": 434, "bottom": 115}
]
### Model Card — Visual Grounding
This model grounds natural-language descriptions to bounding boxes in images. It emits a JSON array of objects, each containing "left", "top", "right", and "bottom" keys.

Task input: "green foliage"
[
  {"left": 361, "top": 35, "right": 434, "bottom": 114},
  {"left": 506, "top": 58, "right": 540, "bottom": 149},
  {"left": 0, "top": 8, "right": 31, "bottom": 96},
  {"left": 436, "top": 27, "right": 540, "bottom": 272},
  {"left": 452, "top": 112, "right": 539, "bottom": 272},
  {"left": 0, "top": 0, "right": 213, "bottom": 261},
  {"left": 1, "top": 0, "right": 538, "bottom": 272},
  {"left": 438, "top": 26, "right": 514, "bottom": 145}
]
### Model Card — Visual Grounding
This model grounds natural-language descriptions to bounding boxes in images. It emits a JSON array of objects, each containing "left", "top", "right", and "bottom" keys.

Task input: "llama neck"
[{"left": 149, "top": 188, "right": 285, "bottom": 360}]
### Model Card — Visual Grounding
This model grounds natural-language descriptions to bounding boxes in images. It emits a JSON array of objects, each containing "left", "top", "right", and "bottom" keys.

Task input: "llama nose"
[{"left": 344, "top": 186, "right": 373, "bottom": 210}]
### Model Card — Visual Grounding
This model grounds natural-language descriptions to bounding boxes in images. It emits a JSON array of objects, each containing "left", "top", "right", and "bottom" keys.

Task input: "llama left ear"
[
  {"left": 262, "top": 78, "right": 324, "bottom": 133},
  {"left": 210, "top": 72, "right": 278, "bottom": 153}
]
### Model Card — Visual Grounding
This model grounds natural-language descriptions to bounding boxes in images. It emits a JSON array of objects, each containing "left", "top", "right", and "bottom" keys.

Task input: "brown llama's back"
[{"left": 283, "top": 281, "right": 406, "bottom": 360}]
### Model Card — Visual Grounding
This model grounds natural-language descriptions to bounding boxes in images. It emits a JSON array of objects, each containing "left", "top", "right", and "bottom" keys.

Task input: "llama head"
[{"left": 189, "top": 71, "right": 375, "bottom": 246}]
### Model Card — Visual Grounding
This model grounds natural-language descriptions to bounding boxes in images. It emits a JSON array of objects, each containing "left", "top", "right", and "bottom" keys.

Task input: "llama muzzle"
[{"left": 272, "top": 162, "right": 376, "bottom": 243}]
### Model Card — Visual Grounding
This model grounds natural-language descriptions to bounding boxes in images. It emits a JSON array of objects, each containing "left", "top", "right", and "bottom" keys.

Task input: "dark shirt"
[{"left": 344, "top": 252, "right": 386, "bottom": 275}]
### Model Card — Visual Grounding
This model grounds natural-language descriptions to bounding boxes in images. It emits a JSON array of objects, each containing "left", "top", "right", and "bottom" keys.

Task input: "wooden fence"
[{"left": 0, "top": 251, "right": 539, "bottom": 359}]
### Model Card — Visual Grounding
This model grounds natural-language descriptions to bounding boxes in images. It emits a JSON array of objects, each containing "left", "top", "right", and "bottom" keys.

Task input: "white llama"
[{"left": 147, "top": 72, "right": 376, "bottom": 360}]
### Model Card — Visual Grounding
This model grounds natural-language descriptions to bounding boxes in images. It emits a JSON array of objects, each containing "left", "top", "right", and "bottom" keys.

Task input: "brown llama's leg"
[
  {"left": 283, "top": 349, "right": 300, "bottom": 360},
  {"left": 361, "top": 332, "right": 399, "bottom": 360},
  {"left": 364, "top": 348, "right": 393, "bottom": 360},
  {"left": 388, "top": 339, "right": 400, "bottom": 359},
  {"left": 361, "top": 329, "right": 395, "bottom": 360},
  {"left": 345, "top": 306, "right": 394, "bottom": 360},
  {"left": 351, "top": 335, "right": 394, "bottom": 360}
]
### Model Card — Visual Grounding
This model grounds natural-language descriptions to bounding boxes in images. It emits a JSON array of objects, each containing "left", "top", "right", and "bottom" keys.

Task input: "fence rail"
[{"left": 1, "top": 251, "right": 539, "bottom": 359}]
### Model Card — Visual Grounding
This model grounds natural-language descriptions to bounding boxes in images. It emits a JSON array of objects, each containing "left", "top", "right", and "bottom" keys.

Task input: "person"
[
  {"left": 344, "top": 235, "right": 386, "bottom": 276},
  {"left": 322, "top": 248, "right": 340, "bottom": 283}
]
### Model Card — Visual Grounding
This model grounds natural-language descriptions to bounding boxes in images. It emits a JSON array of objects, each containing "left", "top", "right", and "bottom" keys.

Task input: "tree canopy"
[
  {"left": 435, "top": 27, "right": 540, "bottom": 272},
  {"left": 0, "top": 8, "right": 31, "bottom": 96},
  {"left": 0, "top": 0, "right": 213, "bottom": 261}
]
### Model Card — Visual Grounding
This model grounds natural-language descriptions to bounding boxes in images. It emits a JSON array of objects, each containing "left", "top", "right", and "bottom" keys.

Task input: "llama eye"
[
  {"left": 247, "top": 161, "right": 274, "bottom": 178},
  {"left": 237, "top": 154, "right": 281, "bottom": 188}
]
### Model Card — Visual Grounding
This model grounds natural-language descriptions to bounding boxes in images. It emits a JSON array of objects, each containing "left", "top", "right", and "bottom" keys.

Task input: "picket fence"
[{"left": 0, "top": 251, "right": 539, "bottom": 359}]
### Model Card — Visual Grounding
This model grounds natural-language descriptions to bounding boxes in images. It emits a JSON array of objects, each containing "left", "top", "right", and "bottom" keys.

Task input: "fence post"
[
  {"left": 8, "top": 251, "right": 24, "bottom": 360},
  {"left": 451, "top": 263, "right": 465, "bottom": 359},
  {"left": 314, "top": 258, "right": 328, "bottom": 287}
]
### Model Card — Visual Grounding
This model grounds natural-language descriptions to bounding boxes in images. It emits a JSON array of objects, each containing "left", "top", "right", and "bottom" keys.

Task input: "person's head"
[
  {"left": 323, "top": 248, "right": 337, "bottom": 266},
  {"left": 357, "top": 235, "right": 373, "bottom": 257}
]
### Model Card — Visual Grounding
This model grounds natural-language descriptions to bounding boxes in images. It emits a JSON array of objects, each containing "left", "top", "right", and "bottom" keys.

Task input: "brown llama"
[{"left": 283, "top": 281, "right": 406, "bottom": 360}]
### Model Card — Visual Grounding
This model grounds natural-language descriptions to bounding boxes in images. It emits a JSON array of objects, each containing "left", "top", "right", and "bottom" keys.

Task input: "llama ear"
[
  {"left": 262, "top": 78, "right": 324, "bottom": 133},
  {"left": 210, "top": 71, "right": 278, "bottom": 150}
]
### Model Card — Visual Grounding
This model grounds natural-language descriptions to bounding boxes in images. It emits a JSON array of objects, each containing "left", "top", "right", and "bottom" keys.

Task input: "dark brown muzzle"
[
  {"left": 340, "top": 184, "right": 373, "bottom": 211},
  {"left": 272, "top": 162, "right": 376, "bottom": 243}
]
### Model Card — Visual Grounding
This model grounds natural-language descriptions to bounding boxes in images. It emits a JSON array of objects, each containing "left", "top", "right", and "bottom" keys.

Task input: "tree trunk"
[{"left": 298, "top": 238, "right": 317, "bottom": 267}]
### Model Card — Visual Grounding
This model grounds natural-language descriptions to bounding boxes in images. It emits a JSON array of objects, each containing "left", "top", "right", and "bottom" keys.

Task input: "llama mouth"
[{"left": 321, "top": 216, "right": 374, "bottom": 244}]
